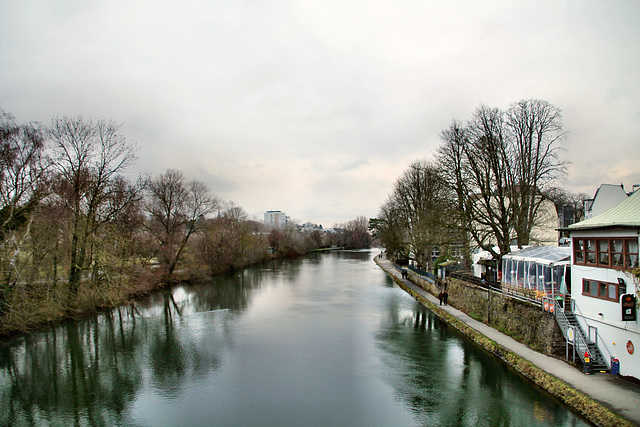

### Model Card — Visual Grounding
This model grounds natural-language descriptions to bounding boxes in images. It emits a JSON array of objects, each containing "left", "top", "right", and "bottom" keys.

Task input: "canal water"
[{"left": 0, "top": 250, "right": 588, "bottom": 426}]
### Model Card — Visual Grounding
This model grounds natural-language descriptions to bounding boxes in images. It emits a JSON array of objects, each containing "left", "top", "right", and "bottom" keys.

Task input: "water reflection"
[
  {"left": 0, "top": 251, "right": 588, "bottom": 426},
  {"left": 375, "top": 300, "right": 581, "bottom": 426},
  {"left": 0, "top": 264, "right": 270, "bottom": 426},
  {"left": 0, "top": 312, "right": 145, "bottom": 426}
]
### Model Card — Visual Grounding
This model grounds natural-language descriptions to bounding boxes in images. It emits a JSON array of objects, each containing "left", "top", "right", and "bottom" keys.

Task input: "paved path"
[{"left": 375, "top": 256, "right": 640, "bottom": 426}]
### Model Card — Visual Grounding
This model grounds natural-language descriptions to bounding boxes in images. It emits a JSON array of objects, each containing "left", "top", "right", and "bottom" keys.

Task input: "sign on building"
[{"left": 621, "top": 294, "right": 637, "bottom": 322}]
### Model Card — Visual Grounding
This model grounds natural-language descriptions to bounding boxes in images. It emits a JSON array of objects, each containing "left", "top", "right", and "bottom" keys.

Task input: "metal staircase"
[{"left": 553, "top": 298, "right": 609, "bottom": 371}]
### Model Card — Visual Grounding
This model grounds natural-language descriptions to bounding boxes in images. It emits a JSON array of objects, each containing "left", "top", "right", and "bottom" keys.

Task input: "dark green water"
[{"left": 0, "top": 250, "right": 588, "bottom": 426}]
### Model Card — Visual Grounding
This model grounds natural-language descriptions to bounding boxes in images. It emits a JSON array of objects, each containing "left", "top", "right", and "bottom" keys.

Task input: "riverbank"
[
  {"left": 0, "top": 271, "right": 168, "bottom": 339},
  {"left": 375, "top": 255, "right": 640, "bottom": 427},
  {"left": 0, "top": 245, "right": 353, "bottom": 339}
]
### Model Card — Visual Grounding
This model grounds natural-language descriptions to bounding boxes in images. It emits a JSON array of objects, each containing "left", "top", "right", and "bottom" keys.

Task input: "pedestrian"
[
  {"left": 438, "top": 291, "right": 443, "bottom": 306},
  {"left": 443, "top": 289, "right": 448, "bottom": 306}
]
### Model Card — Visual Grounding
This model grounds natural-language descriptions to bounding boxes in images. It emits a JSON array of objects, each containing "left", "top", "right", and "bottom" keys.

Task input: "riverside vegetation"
[{"left": 0, "top": 110, "right": 372, "bottom": 337}]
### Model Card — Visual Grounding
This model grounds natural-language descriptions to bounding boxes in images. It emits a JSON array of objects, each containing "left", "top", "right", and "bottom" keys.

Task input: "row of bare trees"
[
  {"left": 0, "top": 112, "right": 170, "bottom": 327},
  {"left": 372, "top": 99, "right": 584, "bottom": 270},
  {"left": 0, "top": 109, "right": 373, "bottom": 334}
]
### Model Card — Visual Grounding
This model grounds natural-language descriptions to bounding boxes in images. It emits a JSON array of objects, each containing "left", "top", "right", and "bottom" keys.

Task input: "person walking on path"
[
  {"left": 438, "top": 291, "right": 443, "bottom": 306},
  {"left": 443, "top": 289, "right": 448, "bottom": 306}
]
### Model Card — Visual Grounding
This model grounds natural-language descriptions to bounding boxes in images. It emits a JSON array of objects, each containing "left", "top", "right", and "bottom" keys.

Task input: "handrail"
[
  {"left": 406, "top": 265, "right": 436, "bottom": 283},
  {"left": 571, "top": 300, "right": 614, "bottom": 366},
  {"left": 554, "top": 299, "right": 592, "bottom": 362},
  {"left": 407, "top": 265, "right": 436, "bottom": 282}
]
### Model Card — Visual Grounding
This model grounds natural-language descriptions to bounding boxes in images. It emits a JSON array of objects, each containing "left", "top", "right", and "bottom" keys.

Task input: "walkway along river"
[
  {"left": 0, "top": 250, "right": 591, "bottom": 426},
  {"left": 375, "top": 254, "right": 640, "bottom": 426}
]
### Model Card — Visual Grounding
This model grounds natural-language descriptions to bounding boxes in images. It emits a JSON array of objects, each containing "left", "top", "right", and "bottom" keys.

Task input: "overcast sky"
[{"left": 2, "top": 0, "right": 639, "bottom": 226}]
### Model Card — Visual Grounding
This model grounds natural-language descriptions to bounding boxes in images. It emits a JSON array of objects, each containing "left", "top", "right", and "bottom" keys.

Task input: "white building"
[
  {"left": 583, "top": 184, "right": 629, "bottom": 220},
  {"left": 264, "top": 210, "right": 289, "bottom": 229},
  {"left": 567, "top": 189, "right": 639, "bottom": 379}
]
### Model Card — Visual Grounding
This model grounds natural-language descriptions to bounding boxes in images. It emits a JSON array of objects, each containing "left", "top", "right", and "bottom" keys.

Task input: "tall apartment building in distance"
[{"left": 264, "top": 210, "right": 289, "bottom": 229}]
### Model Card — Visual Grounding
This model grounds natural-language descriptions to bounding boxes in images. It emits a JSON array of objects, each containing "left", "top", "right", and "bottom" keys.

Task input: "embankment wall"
[{"left": 408, "top": 271, "right": 565, "bottom": 356}]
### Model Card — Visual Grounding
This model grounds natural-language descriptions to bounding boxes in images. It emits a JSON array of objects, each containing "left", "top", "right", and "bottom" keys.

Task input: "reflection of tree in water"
[
  {"left": 267, "top": 256, "right": 304, "bottom": 282},
  {"left": 0, "top": 258, "right": 285, "bottom": 425},
  {"left": 135, "top": 260, "right": 300, "bottom": 317},
  {"left": 0, "top": 270, "right": 247, "bottom": 426},
  {"left": 375, "top": 299, "right": 576, "bottom": 426},
  {"left": 192, "top": 268, "right": 268, "bottom": 312},
  {"left": 331, "top": 249, "right": 373, "bottom": 262},
  {"left": 147, "top": 292, "right": 223, "bottom": 397},
  {"left": 148, "top": 293, "right": 189, "bottom": 396},
  {"left": 0, "top": 310, "right": 144, "bottom": 426}
]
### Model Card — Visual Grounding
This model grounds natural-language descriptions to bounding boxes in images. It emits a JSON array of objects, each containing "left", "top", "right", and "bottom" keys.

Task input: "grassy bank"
[
  {"left": 0, "top": 249, "right": 317, "bottom": 339},
  {"left": 0, "top": 270, "right": 167, "bottom": 339}
]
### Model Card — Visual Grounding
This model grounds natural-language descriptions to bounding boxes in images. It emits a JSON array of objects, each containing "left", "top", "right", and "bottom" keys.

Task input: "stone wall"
[{"left": 408, "top": 271, "right": 565, "bottom": 356}]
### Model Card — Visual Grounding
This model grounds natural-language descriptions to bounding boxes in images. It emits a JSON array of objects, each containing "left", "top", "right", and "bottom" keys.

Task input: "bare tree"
[
  {"left": 389, "top": 160, "right": 451, "bottom": 269},
  {"left": 194, "top": 203, "right": 269, "bottom": 276},
  {"left": 342, "top": 216, "right": 372, "bottom": 249},
  {"left": 0, "top": 110, "right": 49, "bottom": 233},
  {"left": 459, "top": 105, "right": 515, "bottom": 263},
  {"left": 544, "top": 186, "right": 589, "bottom": 226},
  {"left": 48, "top": 116, "right": 138, "bottom": 307},
  {"left": 437, "top": 100, "right": 567, "bottom": 269},
  {"left": 371, "top": 199, "right": 409, "bottom": 260},
  {"left": 506, "top": 99, "right": 567, "bottom": 246},
  {"left": 0, "top": 110, "right": 50, "bottom": 315},
  {"left": 144, "top": 169, "right": 219, "bottom": 281},
  {"left": 437, "top": 120, "right": 473, "bottom": 270}
]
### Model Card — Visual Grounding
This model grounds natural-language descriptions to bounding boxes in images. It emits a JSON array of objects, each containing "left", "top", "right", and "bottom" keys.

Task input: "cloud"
[{"left": 1, "top": 0, "right": 639, "bottom": 224}]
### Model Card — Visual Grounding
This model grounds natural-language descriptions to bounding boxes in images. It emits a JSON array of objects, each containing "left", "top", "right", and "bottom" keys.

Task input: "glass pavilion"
[{"left": 501, "top": 246, "right": 571, "bottom": 297}]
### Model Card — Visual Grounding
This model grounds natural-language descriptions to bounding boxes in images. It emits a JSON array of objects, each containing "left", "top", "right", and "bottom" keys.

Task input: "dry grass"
[{"left": 0, "top": 272, "right": 165, "bottom": 338}]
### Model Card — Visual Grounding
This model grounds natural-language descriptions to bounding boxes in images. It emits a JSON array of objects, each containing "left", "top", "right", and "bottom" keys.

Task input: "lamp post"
[{"left": 488, "top": 283, "right": 491, "bottom": 324}]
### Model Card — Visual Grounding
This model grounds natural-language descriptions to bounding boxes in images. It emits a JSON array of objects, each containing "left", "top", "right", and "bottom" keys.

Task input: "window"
[
  {"left": 612, "top": 239, "right": 624, "bottom": 267},
  {"left": 582, "top": 279, "right": 625, "bottom": 302},
  {"left": 597, "top": 240, "right": 609, "bottom": 265},
  {"left": 598, "top": 282, "right": 606, "bottom": 297},
  {"left": 574, "top": 237, "right": 640, "bottom": 270},
  {"left": 626, "top": 240, "right": 639, "bottom": 269},
  {"left": 586, "top": 239, "right": 596, "bottom": 265},
  {"left": 574, "top": 239, "right": 584, "bottom": 263}
]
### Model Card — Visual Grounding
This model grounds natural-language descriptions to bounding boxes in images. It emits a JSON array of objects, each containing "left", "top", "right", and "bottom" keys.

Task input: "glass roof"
[{"left": 503, "top": 246, "right": 571, "bottom": 263}]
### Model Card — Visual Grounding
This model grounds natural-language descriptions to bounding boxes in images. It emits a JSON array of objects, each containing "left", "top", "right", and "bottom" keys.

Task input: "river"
[{"left": 0, "top": 250, "right": 588, "bottom": 426}]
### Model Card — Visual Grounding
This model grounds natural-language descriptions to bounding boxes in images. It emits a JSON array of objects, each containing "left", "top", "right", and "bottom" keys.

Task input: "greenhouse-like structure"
[{"left": 501, "top": 246, "right": 571, "bottom": 297}]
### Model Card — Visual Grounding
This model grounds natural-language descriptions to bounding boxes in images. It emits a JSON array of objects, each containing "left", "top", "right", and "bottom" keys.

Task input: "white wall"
[
  {"left": 586, "top": 184, "right": 628, "bottom": 219},
  {"left": 570, "top": 230, "right": 639, "bottom": 378}
]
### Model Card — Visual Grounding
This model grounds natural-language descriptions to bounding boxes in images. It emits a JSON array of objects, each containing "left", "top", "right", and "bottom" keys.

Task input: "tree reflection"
[
  {"left": 376, "top": 300, "right": 579, "bottom": 426},
  {"left": 0, "top": 313, "right": 144, "bottom": 426},
  {"left": 0, "top": 266, "right": 252, "bottom": 426}
]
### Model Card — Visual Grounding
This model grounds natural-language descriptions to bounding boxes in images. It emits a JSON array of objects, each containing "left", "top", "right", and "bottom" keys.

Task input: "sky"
[{"left": 2, "top": 0, "right": 639, "bottom": 227}]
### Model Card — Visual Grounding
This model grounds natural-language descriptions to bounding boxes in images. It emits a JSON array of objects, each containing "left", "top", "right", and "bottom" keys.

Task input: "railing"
[
  {"left": 501, "top": 287, "right": 543, "bottom": 308},
  {"left": 450, "top": 271, "right": 542, "bottom": 307},
  {"left": 450, "top": 271, "right": 501, "bottom": 290},
  {"left": 407, "top": 265, "right": 436, "bottom": 283},
  {"left": 554, "top": 299, "right": 592, "bottom": 363},
  {"left": 570, "top": 300, "right": 614, "bottom": 367}
]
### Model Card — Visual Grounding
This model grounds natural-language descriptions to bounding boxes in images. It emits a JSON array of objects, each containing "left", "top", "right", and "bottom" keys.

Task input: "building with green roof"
[{"left": 566, "top": 189, "right": 639, "bottom": 379}]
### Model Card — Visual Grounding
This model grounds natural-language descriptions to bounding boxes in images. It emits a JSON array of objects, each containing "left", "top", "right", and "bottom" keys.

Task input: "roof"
[
  {"left": 568, "top": 189, "right": 640, "bottom": 231},
  {"left": 502, "top": 246, "right": 571, "bottom": 264}
]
